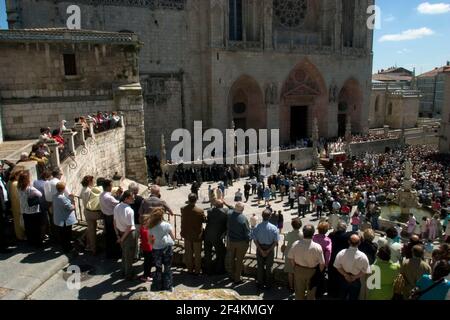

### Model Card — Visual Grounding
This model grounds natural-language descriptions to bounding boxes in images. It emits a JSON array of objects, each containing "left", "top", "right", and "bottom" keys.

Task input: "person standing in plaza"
[
  {"left": 244, "top": 182, "right": 251, "bottom": 203},
  {"left": 113, "top": 190, "right": 137, "bottom": 280},
  {"left": 226, "top": 202, "right": 251, "bottom": 284},
  {"left": 204, "top": 199, "right": 228, "bottom": 275},
  {"left": 298, "top": 193, "right": 307, "bottom": 218},
  {"left": 79, "top": 175, "right": 102, "bottom": 255},
  {"left": 138, "top": 185, "right": 174, "bottom": 218},
  {"left": 252, "top": 209, "right": 280, "bottom": 289},
  {"left": 44, "top": 168, "right": 70, "bottom": 241},
  {"left": 312, "top": 221, "right": 332, "bottom": 298},
  {"left": 128, "top": 182, "right": 143, "bottom": 260},
  {"left": 7, "top": 170, "right": 25, "bottom": 241},
  {"left": 140, "top": 214, "right": 153, "bottom": 282},
  {"left": 148, "top": 208, "right": 175, "bottom": 292},
  {"left": 282, "top": 218, "right": 303, "bottom": 291},
  {"left": 52, "top": 182, "right": 77, "bottom": 253},
  {"left": 100, "top": 179, "right": 121, "bottom": 259},
  {"left": 181, "top": 193, "right": 206, "bottom": 275},
  {"left": 288, "top": 187, "right": 296, "bottom": 210},
  {"left": 333, "top": 234, "right": 371, "bottom": 300},
  {"left": 33, "top": 171, "right": 51, "bottom": 242},
  {"left": 367, "top": 246, "right": 400, "bottom": 300},
  {"left": 315, "top": 196, "right": 324, "bottom": 218},
  {"left": 18, "top": 171, "right": 44, "bottom": 247},
  {"left": 399, "top": 245, "right": 432, "bottom": 299},
  {"left": 251, "top": 177, "right": 257, "bottom": 195},
  {"left": 288, "top": 225, "right": 325, "bottom": 300}
]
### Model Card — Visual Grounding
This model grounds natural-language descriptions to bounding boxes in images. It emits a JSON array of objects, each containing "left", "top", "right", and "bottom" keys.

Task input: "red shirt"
[{"left": 140, "top": 226, "right": 152, "bottom": 252}]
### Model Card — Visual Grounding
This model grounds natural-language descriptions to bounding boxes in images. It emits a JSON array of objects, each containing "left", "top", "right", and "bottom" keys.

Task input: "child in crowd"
[
  {"left": 140, "top": 215, "right": 153, "bottom": 282},
  {"left": 351, "top": 211, "right": 361, "bottom": 232}
]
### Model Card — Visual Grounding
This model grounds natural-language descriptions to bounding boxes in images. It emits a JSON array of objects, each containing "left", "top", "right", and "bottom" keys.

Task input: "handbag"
[
  {"left": 27, "top": 188, "right": 40, "bottom": 207},
  {"left": 393, "top": 273, "right": 406, "bottom": 295},
  {"left": 408, "top": 278, "right": 445, "bottom": 300}
]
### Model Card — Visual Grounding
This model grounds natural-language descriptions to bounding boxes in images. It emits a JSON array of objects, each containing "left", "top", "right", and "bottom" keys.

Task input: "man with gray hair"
[
  {"left": 204, "top": 199, "right": 228, "bottom": 275},
  {"left": 138, "top": 185, "right": 174, "bottom": 218},
  {"left": 252, "top": 209, "right": 280, "bottom": 289},
  {"left": 226, "top": 202, "right": 251, "bottom": 284}
]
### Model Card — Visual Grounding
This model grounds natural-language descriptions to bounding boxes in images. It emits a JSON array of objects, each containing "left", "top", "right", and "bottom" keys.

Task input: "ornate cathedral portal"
[{"left": 280, "top": 60, "right": 327, "bottom": 145}]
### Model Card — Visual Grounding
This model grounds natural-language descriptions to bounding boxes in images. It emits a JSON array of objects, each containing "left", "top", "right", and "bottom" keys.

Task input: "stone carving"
[
  {"left": 404, "top": 159, "right": 412, "bottom": 181},
  {"left": 143, "top": 77, "right": 171, "bottom": 104},
  {"left": 273, "top": 0, "right": 308, "bottom": 28},
  {"left": 329, "top": 83, "right": 338, "bottom": 103},
  {"left": 55, "top": 0, "right": 186, "bottom": 10},
  {"left": 265, "top": 82, "right": 278, "bottom": 104},
  {"left": 160, "top": 134, "right": 167, "bottom": 165}
]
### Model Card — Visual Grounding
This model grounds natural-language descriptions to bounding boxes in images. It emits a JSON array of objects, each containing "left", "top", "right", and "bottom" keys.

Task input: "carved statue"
[
  {"left": 160, "top": 134, "right": 167, "bottom": 165},
  {"left": 328, "top": 84, "right": 338, "bottom": 103},
  {"left": 404, "top": 159, "right": 413, "bottom": 181},
  {"left": 265, "top": 82, "right": 278, "bottom": 105}
]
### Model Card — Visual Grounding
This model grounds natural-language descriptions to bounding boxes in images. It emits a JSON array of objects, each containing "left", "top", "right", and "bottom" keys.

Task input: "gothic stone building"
[
  {"left": 6, "top": 0, "right": 374, "bottom": 154},
  {"left": 0, "top": 28, "right": 148, "bottom": 183}
]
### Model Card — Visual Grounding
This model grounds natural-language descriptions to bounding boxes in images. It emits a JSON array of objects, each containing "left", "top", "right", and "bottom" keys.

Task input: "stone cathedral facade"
[{"left": 6, "top": 0, "right": 374, "bottom": 154}]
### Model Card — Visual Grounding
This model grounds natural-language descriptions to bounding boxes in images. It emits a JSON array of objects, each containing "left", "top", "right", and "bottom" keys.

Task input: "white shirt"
[
  {"left": 288, "top": 239, "right": 325, "bottom": 268},
  {"left": 44, "top": 177, "right": 70, "bottom": 202},
  {"left": 332, "top": 201, "right": 341, "bottom": 210},
  {"left": 100, "top": 191, "right": 119, "bottom": 216},
  {"left": 298, "top": 196, "right": 306, "bottom": 205},
  {"left": 334, "top": 247, "right": 371, "bottom": 276},
  {"left": 79, "top": 186, "right": 91, "bottom": 208},
  {"left": 113, "top": 202, "right": 135, "bottom": 233},
  {"left": 387, "top": 238, "right": 402, "bottom": 264}
]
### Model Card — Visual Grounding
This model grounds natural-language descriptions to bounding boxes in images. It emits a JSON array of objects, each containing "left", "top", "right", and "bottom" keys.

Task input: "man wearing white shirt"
[
  {"left": 334, "top": 234, "right": 371, "bottom": 300},
  {"left": 100, "top": 179, "right": 121, "bottom": 259},
  {"left": 288, "top": 225, "right": 325, "bottom": 300},
  {"left": 44, "top": 168, "right": 70, "bottom": 240},
  {"left": 114, "top": 191, "right": 136, "bottom": 280}
]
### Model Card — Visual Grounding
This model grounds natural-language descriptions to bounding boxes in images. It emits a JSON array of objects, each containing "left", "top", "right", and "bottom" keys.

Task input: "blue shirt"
[
  {"left": 227, "top": 210, "right": 251, "bottom": 242},
  {"left": 252, "top": 221, "right": 280, "bottom": 246},
  {"left": 416, "top": 275, "right": 449, "bottom": 300},
  {"left": 52, "top": 193, "right": 77, "bottom": 227}
]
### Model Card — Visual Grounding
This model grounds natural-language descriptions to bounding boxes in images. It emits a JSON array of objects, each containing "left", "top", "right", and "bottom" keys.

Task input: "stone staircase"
[{"left": 314, "top": 162, "right": 326, "bottom": 173}]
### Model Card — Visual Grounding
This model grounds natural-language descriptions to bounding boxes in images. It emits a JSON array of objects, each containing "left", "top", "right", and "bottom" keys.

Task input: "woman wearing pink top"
[
  {"left": 312, "top": 222, "right": 332, "bottom": 266},
  {"left": 312, "top": 221, "right": 332, "bottom": 299}
]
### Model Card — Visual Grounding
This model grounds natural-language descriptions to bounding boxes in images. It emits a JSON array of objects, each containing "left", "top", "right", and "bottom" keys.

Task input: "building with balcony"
[{"left": 5, "top": 0, "right": 375, "bottom": 153}]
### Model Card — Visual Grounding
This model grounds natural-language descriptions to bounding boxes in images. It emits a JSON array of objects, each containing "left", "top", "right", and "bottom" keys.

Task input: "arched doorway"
[
  {"left": 338, "top": 78, "right": 363, "bottom": 136},
  {"left": 228, "top": 75, "right": 266, "bottom": 131},
  {"left": 280, "top": 59, "right": 327, "bottom": 145}
]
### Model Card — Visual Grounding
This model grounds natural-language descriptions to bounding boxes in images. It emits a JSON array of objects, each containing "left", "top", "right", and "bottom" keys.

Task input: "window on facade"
[
  {"left": 229, "top": 0, "right": 243, "bottom": 41},
  {"left": 342, "top": 0, "right": 355, "bottom": 47},
  {"left": 375, "top": 96, "right": 379, "bottom": 112},
  {"left": 388, "top": 103, "right": 393, "bottom": 116},
  {"left": 63, "top": 54, "right": 77, "bottom": 76}
]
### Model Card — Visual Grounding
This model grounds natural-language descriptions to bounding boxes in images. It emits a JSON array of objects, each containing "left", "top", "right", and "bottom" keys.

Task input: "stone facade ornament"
[
  {"left": 265, "top": 82, "right": 278, "bottom": 105},
  {"left": 329, "top": 83, "right": 338, "bottom": 103},
  {"left": 160, "top": 133, "right": 167, "bottom": 165}
]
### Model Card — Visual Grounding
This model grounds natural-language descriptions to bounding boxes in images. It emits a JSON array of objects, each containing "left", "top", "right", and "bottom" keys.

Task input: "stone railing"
[{"left": 47, "top": 115, "right": 124, "bottom": 169}]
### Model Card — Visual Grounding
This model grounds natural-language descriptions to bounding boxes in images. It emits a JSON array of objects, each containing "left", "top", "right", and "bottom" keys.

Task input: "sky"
[{"left": 0, "top": 0, "right": 449, "bottom": 75}]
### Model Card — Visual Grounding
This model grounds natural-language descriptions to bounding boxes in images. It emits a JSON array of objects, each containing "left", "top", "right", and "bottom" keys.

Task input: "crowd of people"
[{"left": 1, "top": 143, "right": 449, "bottom": 300}]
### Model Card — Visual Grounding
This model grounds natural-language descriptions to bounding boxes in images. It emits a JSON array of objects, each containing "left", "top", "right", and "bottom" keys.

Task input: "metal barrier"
[{"left": 170, "top": 212, "right": 287, "bottom": 260}]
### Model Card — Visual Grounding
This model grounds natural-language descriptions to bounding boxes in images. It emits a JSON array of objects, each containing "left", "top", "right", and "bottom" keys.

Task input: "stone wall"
[
  {"left": 350, "top": 138, "right": 401, "bottom": 156},
  {"left": 61, "top": 126, "right": 126, "bottom": 196},
  {"left": 1, "top": 99, "right": 114, "bottom": 140},
  {"left": 7, "top": 0, "right": 375, "bottom": 154},
  {"left": 439, "top": 72, "right": 450, "bottom": 153}
]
